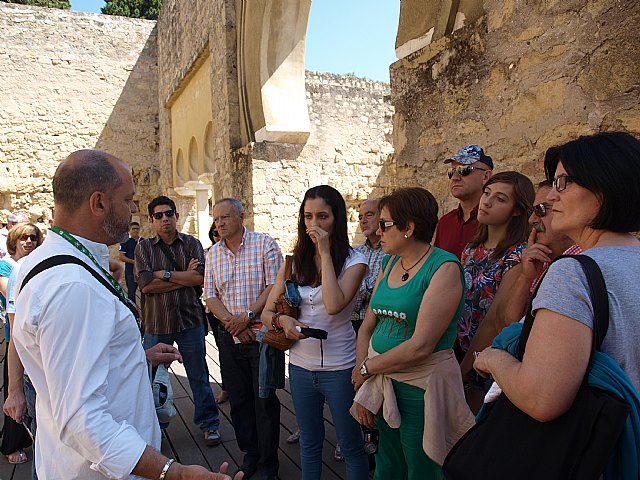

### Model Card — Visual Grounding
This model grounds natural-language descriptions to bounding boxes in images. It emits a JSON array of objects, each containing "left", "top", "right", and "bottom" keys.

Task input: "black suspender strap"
[
  {"left": 19, "top": 254, "right": 140, "bottom": 321},
  {"left": 520, "top": 254, "right": 610, "bottom": 364}
]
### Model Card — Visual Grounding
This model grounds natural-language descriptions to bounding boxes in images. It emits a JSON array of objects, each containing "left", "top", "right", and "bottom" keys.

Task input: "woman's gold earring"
[{"left": 404, "top": 234, "right": 408, "bottom": 239}]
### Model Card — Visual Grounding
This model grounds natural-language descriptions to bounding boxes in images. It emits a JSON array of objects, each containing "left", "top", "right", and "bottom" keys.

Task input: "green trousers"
[{"left": 373, "top": 380, "right": 443, "bottom": 480}]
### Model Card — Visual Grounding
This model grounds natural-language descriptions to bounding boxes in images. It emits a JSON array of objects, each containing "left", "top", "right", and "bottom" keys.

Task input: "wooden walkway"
[{"left": 0, "top": 334, "right": 349, "bottom": 479}]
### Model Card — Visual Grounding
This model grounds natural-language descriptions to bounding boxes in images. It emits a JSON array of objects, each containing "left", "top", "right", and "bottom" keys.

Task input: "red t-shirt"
[{"left": 434, "top": 205, "right": 479, "bottom": 260}]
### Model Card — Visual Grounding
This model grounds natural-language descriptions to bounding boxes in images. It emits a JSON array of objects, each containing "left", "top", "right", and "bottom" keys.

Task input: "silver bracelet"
[{"left": 159, "top": 458, "right": 175, "bottom": 480}]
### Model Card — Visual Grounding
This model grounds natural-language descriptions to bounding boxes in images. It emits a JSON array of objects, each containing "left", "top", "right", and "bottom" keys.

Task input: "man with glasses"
[
  {"left": 352, "top": 198, "right": 384, "bottom": 333},
  {"left": 135, "top": 195, "right": 221, "bottom": 446},
  {"left": 205, "top": 198, "right": 283, "bottom": 480},
  {"left": 434, "top": 145, "right": 494, "bottom": 259}
]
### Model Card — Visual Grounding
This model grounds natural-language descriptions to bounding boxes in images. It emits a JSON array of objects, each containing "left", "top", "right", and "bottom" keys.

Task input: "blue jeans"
[
  {"left": 124, "top": 272, "right": 137, "bottom": 304},
  {"left": 143, "top": 324, "right": 219, "bottom": 432},
  {"left": 289, "top": 364, "right": 368, "bottom": 480}
]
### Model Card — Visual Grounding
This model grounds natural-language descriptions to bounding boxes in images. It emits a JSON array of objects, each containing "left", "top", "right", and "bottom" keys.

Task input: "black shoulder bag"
[
  {"left": 19, "top": 254, "right": 142, "bottom": 334},
  {"left": 443, "top": 254, "right": 631, "bottom": 480}
]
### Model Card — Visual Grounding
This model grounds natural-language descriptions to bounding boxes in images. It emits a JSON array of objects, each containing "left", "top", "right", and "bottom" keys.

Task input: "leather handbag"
[
  {"left": 273, "top": 255, "right": 299, "bottom": 319},
  {"left": 262, "top": 328, "right": 296, "bottom": 351},
  {"left": 263, "top": 256, "right": 299, "bottom": 351},
  {"left": 443, "top": 255, "right": 631, "bottom": 480}
]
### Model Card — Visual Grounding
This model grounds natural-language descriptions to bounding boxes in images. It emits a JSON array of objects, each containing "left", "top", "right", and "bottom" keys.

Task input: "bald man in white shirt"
[{"left": 12, "top": 150, "right": 241, "bottom": 480}]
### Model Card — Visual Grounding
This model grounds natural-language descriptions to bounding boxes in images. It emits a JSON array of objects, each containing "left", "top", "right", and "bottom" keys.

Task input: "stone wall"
[
  {"left": 391, "top": 0, "right": 640, "bottom": 215},
  {"left": 0, "top": 2, "right": 159, "bottom": 229},
  {"left": 0, "top": 1, "right": 394, "bottom": 257},
  {"left": 156, "top": 0, "right": 243, "bottom": 218},
  {"left": 250, "top": 71, "right": 394, "bottom": 253}
]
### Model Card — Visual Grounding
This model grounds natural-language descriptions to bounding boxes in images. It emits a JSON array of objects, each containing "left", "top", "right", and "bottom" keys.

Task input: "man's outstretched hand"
[{"left": 145, "top": 343, "right": 182, "bottom": 368}]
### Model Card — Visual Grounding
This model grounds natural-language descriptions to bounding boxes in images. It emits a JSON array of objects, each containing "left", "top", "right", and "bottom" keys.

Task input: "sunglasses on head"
[
  {"left": 378, "top": 220, "right": 397, "bottom": 232},
  {"left": 20, "top": 234, "right": 38, "bottom": 242},
  {"left": 152, "top": 209, "right": 175, "bottom": 220},
  {"left": 447, "top": 165, "right": 488, "bottom": 179}
]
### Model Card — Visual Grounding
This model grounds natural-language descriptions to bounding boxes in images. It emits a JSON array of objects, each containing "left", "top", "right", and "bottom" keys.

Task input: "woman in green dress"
[{"left": 352, "top": 187, "right": 472, "bottom": 480}]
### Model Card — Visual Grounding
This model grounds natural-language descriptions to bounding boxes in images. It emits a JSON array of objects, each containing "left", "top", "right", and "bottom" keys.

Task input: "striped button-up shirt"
[
  {"left": 352, "top": 240, "right": 385, "bottom": 324},
  {"left": 135, "top": 233, "right": 206, "bottom": 335},
  {"left": 204, "top": 228, "right": 282, "bottom": 323}
]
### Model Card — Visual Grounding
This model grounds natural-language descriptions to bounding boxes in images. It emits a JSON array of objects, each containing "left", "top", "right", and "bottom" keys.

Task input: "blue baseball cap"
[{"left": 444, "top": 145, "right": 494, "bottom": 169}]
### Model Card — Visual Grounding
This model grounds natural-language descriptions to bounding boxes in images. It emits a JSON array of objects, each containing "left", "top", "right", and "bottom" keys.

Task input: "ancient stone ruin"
[{"left": 1, "top": 0, "right": 638, "bottom": 252}]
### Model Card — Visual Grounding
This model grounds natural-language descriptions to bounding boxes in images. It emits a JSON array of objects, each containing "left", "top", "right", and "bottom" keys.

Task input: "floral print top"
[{"left": 457, "top": 242, "right": 525, "bottom": 353}]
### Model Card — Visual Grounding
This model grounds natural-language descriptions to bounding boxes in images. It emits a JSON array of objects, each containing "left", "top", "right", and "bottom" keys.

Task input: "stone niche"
[
  {"left": 391, "top": 0, "right": 640, "bottom": 215},
  {"left": 168, "top": 54, "right": 216, "bottom": 246}
]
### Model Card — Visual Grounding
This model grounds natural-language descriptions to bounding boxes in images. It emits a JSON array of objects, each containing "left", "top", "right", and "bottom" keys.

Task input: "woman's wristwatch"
[{"left": 359, "top": 359, "right": 370, "bottom": 377}]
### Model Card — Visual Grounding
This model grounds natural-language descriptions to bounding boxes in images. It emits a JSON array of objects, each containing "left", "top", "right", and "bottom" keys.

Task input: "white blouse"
[{"left": 289, "top": 250, "right": 368, "bottom": 371}]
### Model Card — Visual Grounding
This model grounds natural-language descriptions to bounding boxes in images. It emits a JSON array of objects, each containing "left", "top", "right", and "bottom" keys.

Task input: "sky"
[{"left": 70, "top": 0, "right": 400, "bottom": 82}]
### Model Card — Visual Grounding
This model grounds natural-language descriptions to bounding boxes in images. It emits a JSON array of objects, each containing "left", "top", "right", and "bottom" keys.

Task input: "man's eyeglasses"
[
  {"left": 378, "top": 220, "right": 397, "bottom": 232},
  {"left": 531, "top": 203, "right": 550, "bottom": 218},
  {"left": 152, "top": 209, "right": 176, "bottom": 220},
  {"left": 447, "top": 165, "right": 488, "bottom": 179},
  {"left": 553, "top": 175, "right": 574, "bottom": 192},
  {"left": 20, "top": 234, "right": 38, "bottom": 242}
]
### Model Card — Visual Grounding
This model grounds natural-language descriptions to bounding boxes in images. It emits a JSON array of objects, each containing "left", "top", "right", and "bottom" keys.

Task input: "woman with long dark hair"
[
  {"left": 457, "top": 171, "right": 534, "bottom": 411},
  {"left": 262, "top": 185, "right": 369, "bottom": 479}
]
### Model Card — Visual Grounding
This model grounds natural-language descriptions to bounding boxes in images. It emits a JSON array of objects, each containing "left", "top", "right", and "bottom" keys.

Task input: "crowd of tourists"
[{"left": 1, "top": 131, "right": 639, "bottom": 480}]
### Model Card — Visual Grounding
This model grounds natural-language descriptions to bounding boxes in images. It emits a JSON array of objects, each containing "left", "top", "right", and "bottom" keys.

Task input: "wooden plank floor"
[{"left": 0, "top": 334, "right": 350, "bottom": 479}]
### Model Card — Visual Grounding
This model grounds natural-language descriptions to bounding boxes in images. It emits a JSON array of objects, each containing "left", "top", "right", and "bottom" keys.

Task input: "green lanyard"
[{"left": 50, "top": 226, "right": 128, "bottom": 303}]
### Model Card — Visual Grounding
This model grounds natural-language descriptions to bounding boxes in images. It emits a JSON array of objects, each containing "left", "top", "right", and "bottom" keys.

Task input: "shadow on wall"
[{"left": 94, "top": 25, "right": 162, "bottom": 221}]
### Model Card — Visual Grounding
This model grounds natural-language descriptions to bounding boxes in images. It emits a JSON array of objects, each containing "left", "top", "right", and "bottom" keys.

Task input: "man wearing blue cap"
[{"left": 434, "top": 145, "right": 494, "bottom": 259}]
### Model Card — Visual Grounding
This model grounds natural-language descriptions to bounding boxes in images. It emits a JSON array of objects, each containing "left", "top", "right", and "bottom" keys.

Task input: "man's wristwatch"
[
  {"left": 247, "top": 309, "right": 256, "bottom": 320},
  {"left": 360, "top": 359, "right": 370, "bottom": 377},
  {"left": 162, "top": 270, "right": 172, "bottom": 281}
]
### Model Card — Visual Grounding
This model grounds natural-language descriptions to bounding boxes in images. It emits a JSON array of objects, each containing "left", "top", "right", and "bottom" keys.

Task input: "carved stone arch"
[
  {"left": 174, "top": 148, "right": 186, "bottom": 187},
  {"left": 237, "top": 0, "right": 311, "bottom": 144},
  {"left": 203, "top": 121, "right": 215, "bottom": 174},
  {"left": 188, "top": 137, "right": 199, "bottom": 180}
]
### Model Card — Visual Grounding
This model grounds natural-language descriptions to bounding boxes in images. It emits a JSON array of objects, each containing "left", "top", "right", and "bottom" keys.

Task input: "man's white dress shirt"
[{"left": 12, "top": 232, "right": 160, "bottom": 479}]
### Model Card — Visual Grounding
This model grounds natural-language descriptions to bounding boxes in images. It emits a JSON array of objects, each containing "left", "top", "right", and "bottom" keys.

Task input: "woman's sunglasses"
[
  {"left": 378, "top": 220, "right": 397, "bottom": 232},
  {"left": 20, "top": 234, "right": 38, "bottom": 242},
  {"left": 447, "top": 165, "right": 488, "bottom": 179}
]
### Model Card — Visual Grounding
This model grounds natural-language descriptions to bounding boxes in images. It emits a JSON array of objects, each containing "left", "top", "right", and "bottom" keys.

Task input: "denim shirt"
[{"left": 257, "top": 326, "right": 286, "bottom": 398}]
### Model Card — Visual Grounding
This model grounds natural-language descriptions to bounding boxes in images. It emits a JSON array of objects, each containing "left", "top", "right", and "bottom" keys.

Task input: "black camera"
[
  {"left": 363, "top": 428, "right": 378, "bottom": 454},
  {"left": 297, "top": 327, "right": 328, "bottom": 340}
]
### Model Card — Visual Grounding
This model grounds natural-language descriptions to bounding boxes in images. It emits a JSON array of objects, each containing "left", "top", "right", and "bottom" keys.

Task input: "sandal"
[{"left": 7, "top": 450, "right": 27, "bottom": 464}]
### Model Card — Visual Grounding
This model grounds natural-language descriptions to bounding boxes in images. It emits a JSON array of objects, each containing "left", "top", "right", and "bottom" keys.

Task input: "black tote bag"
[{"left": 443, "top": 255, "right": 631, "bottom": 480}]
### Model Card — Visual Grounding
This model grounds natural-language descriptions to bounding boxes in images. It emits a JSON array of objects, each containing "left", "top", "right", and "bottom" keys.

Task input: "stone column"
[{"left": 183, "top": 180, "right": 212, "bottom": 249}]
